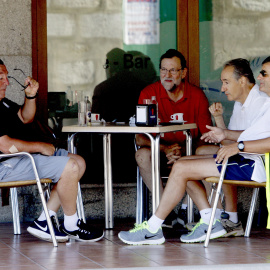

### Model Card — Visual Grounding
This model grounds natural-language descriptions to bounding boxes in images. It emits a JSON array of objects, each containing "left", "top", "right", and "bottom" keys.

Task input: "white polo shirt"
[
  {"left": 238, "top": 99, "right": 270, "bottom": 182},
  {"left": 228, "top": 84, "right": 268, "bottom": 130}
]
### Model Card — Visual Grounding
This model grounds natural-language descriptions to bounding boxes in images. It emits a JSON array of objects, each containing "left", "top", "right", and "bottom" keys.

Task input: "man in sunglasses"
[
  {"left": 0, "top": 60, "right": 104, "bottom": 243},
  {"left": 135, "top": 49, "right": 212, "bottom": 228}
]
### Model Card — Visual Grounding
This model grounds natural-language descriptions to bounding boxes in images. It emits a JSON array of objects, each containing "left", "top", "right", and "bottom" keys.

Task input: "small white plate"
[
  {"left": 91, "top": 121, "right": 103, "bottom": 126},
  {"left": 169, "top": 120, "right": 187, "bottom": 123}
]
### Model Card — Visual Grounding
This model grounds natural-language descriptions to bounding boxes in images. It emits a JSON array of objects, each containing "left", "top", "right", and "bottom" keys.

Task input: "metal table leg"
[
  {"left": 184, "top": 130, "right": 194, "bottom": 223},
  {"left": 67, "top": 133, "right": 86, "bottom": 222},
  {"left": 144, "top": 133, "right": 157, "bottom": 213},
  {"left": 154, "top": 134, "right": 161, "bottom": 210},
  {"left": 103, "top": 134, "right": 113, "bottom": 229}
]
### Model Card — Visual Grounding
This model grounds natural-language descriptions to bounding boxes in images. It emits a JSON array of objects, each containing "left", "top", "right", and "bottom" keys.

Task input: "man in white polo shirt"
[
  {"left": 182, "top": 58, "right": 268, "bottom": 236},
  {"left": 117, "top": 56, "right": 270, "bottom": 245}
]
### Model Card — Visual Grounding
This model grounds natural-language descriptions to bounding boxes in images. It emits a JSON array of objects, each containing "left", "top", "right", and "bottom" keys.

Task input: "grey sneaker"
[
  {"left": 221, "top": 219, "right": 244, "bottom": 237},
  {"left": 180, "top": 219, "right": 226, "bottom": 243},
  {"left": 118, "top": 221, "right": 165, "bottom": 245}
]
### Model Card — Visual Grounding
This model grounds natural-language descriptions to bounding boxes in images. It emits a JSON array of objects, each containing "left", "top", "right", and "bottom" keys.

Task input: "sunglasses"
[
  {"left": 259, "top": 70, "right": 268, "bottom": 77},
  {"left": 8, "top": 68, "right": 29, "bottom": 91}
]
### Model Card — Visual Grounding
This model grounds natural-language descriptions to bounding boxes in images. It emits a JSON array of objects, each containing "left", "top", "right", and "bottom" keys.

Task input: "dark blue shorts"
[{"left": 214, "top": 154, "right": 255, "bottom": 181}]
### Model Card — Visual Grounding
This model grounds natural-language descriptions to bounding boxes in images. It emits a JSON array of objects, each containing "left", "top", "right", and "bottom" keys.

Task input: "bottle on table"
[
  {"left": 151, "top": 96, "right": 159, "bottom": 124},
  {"left": 78, "top": 100, "right": 86, "bottom": 126},
  {"left": 85, "top": 96, "right": 92, "bottom": 125}
]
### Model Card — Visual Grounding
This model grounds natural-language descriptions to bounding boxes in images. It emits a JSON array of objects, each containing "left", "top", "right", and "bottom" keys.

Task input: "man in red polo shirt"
[{"left": 135, "top": 49, "right": 212, "bottom": 225}]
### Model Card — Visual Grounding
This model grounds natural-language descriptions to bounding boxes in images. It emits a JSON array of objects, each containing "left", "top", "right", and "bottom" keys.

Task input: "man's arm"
[
  {"left": 0, "top": 135, "right": 55, "bottom": 156},
  {"left": 209, "top": 102, "right": 226, "bottom": 129},
  {"left": 215, "top": 137, "right": 270, "bottom": 164},
  {"left": 135, "top": 134, "right": 181, "bottom": 164},
  {"left": 17, "top": 77, "right": 39, "bottom": 124},
  {"left": 201, "top": 125, "right": 243, "bottom": 143}
]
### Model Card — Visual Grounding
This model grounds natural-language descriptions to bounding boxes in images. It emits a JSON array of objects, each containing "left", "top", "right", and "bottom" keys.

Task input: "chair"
[
  {"left": 204, "top": 154, "right": 266, "bottom": 248},
  {"left": 0, "top": 152, "right": 57, "bottom": 247}
]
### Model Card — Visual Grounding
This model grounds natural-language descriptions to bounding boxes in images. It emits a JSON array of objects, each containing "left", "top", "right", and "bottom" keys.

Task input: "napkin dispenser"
[{"left": 135, "top": 104, "right": 157, "bottom": 126}]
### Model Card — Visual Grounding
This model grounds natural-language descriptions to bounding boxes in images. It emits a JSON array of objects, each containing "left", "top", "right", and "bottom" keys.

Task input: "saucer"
[
  {"left": 169, "top": 120, "right": 186, "bottom": 123},
  {"left": 91, "top": 121, "right": 103, "bottom": 126}
]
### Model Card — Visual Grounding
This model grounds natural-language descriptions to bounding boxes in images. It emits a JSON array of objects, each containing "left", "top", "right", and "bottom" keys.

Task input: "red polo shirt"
[{"left": 138, "top": 80, "right": 212, "bottom": 147}]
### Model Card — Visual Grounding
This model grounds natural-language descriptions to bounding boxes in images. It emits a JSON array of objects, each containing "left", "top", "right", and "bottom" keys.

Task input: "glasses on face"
[
  {"left": 259, "top": 70, "right": 268, "bottom": 77},
  {"left": 160, "top": 67, "right": 183, "bottom": 75},
  {"left": 103, "top": 59, "right": 109, "bottom": 69},
  {"left": 8, "top": 68, "right": 29, "bottom": 91}
]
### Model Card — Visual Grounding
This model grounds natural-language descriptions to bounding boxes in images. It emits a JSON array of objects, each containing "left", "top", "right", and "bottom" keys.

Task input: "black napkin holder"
[{"left": 135, "top": 104, "right": 157, "bottom": 126}]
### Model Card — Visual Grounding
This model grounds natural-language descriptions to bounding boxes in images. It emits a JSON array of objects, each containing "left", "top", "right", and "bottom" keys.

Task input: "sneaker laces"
[
  {"left": 130, "top": 221, "right": 149, "bottom": 233},
  {"left": 77, "top": 219, "right": 92, "bottom": 235},
  {"left": 187, "top": 219, "right": 204, "bottom": 235}
]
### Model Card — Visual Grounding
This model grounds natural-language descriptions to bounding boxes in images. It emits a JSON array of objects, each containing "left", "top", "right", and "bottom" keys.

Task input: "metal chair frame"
[
  {"left": 0, "top": 152, "right": 58, "bottom": 247},
  {"left": 204, "top": 153, "right": 266, "bottom": 248}
]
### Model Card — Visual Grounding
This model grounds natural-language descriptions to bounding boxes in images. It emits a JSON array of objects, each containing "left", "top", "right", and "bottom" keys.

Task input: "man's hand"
[
  {"left": 201, "top": 125, "right": 226, "bottom": 143},
  {"left": 215, "top": 142, "right": 239, "bottom": 164},
  {"left": 39, "top": 142, "right": 55, "bottom": 156},
  {"left": 24, "top": 77, "right": 39, "bottom": 98},
  {"left": 209, "top": 102, "right": 223, "bottom": 117},
  {"left": 164, "top": 143, "right": 182, "bottom": 164}
]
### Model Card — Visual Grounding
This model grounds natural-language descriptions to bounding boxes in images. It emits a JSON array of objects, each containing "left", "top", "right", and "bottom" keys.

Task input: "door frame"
[{"left": 177, "top": 0, "right": 199, "bottom": 87}]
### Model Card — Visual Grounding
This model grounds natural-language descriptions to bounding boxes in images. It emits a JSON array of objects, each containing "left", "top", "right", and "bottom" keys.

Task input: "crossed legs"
[{"left": 47, "top": 153, "right": 86, "bottom": 215}]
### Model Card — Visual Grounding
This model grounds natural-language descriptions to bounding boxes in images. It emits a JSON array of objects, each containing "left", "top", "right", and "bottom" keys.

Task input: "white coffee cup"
[
  {"left": 171, "top": 113, "right": 183, "bottom": 122},
  {"left": 91, "top": 113, "right": 100, "bottom": 122}
]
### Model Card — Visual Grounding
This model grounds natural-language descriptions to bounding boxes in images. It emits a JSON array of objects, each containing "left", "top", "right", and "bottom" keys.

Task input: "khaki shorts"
[{"left": 0, "top": 149, "right": 69, "bottom": 183}]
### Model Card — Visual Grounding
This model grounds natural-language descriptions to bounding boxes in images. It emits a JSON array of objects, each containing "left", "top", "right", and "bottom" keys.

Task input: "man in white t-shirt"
[{"left": 117, "top": 56, "right": 270, "bottom": 245}]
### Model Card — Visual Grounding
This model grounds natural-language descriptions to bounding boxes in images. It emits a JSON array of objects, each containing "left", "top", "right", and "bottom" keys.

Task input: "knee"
[
  {"left": 135, "top": 148, "right": 151, "bottom": 167},
  {"left": 75, "top": 154, "right": 86, "bottom": 173},
  {"left": 65, "top": 158, "right": 80, "bottom": 178},
  {"left": 195, "top": 145, "right": 218, "bottom": 155},
  {"left": 170, "top": 160, "right": 189, "bottom": 179}
]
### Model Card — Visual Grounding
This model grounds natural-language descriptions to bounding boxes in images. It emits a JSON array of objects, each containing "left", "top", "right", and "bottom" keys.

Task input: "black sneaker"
[
  {"left": 27, "top": 216, "right": 69, "bottom": 242},
  {"left": 162, "top": 211, "right": 178, "bottom": 228},
  {"left": 59, "top": 219, "right": 104, "bottom": 242},
  {"left": 177, "top": 208, "right": 187, "bottom": 226}
]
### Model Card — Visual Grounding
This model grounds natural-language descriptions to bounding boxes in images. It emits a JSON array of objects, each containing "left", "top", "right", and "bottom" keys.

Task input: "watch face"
[{"left": 238, "top": 142, "right": 244, "bottom": 150}]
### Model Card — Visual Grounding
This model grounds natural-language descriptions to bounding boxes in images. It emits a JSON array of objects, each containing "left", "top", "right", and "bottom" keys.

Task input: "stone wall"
[
  {"left": 47, "top": 0, "right": 123, "bottom": 99},
  {"left": 0, "top": 0, "right": 32, "bottom": 105}
]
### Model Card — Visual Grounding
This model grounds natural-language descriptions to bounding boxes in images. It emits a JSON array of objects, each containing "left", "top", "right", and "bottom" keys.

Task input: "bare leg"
[
  {"left": 155, "top": 158, "right": 220, "bottom": 220},
  {"left": 222, "top": 184, "right": 238, "bottom": 212},
  {"left": 47, "top": 155, "right": 85, "bottom": 215}
]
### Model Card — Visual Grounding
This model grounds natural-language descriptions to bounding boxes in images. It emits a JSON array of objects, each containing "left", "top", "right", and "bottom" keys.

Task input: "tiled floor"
[{"left": 1, "top": 219, "right": 270, "bottom": 269}]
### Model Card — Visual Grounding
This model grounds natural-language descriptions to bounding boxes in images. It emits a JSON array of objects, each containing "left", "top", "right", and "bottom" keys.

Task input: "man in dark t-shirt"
[{"left": 0, "top": 60, "right": 103, "bottom": 243}]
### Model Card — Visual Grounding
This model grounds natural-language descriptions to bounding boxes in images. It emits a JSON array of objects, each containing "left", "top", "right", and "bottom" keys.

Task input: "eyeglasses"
[
  {"left": 8, "top": 68, "right": 29, "bottom": 91},
  {"left": 259, "top": 70, "right": 268, "bottom": 77},
  {"left": 160, "top": 67, "right": 183, "bottom": 75},
  {"left": 103, "top": 59, "right": 109, "bottom": 69}
]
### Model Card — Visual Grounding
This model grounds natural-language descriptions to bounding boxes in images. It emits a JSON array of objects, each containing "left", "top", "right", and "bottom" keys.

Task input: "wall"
[
  {"left": 0, "top": 0, "right": 32, "bottom": 105},
  {"left": 47, "top": 0, "right": 177, "bottom": 98},
  {"left": 47, "top": 0, "right": 123, "bottom": 98}
]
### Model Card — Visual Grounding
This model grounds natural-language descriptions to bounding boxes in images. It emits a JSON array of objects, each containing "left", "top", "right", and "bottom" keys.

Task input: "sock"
[
  {"left": 200, "top": 208, "right": 213, "bottom": 224},
  {"left": 226, "top": 211, "right": 238, "bottom": 223},
  {"left": 38, "top": 210, "right": 57, "bottom": 221},
  {"left": 181, "top": 204, "right": 188, "bottom": 210},
  {"left": 215, "top": 208, "right": 224, "bottom": 220},
  {"left": 64, "top": 213, "right": 79, "bottom": 231},
  {"left": 148, "top": 214, "right": 164, "bottom": 232}
]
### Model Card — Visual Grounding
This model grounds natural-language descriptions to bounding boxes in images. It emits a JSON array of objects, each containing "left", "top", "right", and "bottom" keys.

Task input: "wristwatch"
[{"left": 238, "top": 141, "right": 245, "bottom": 151}]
